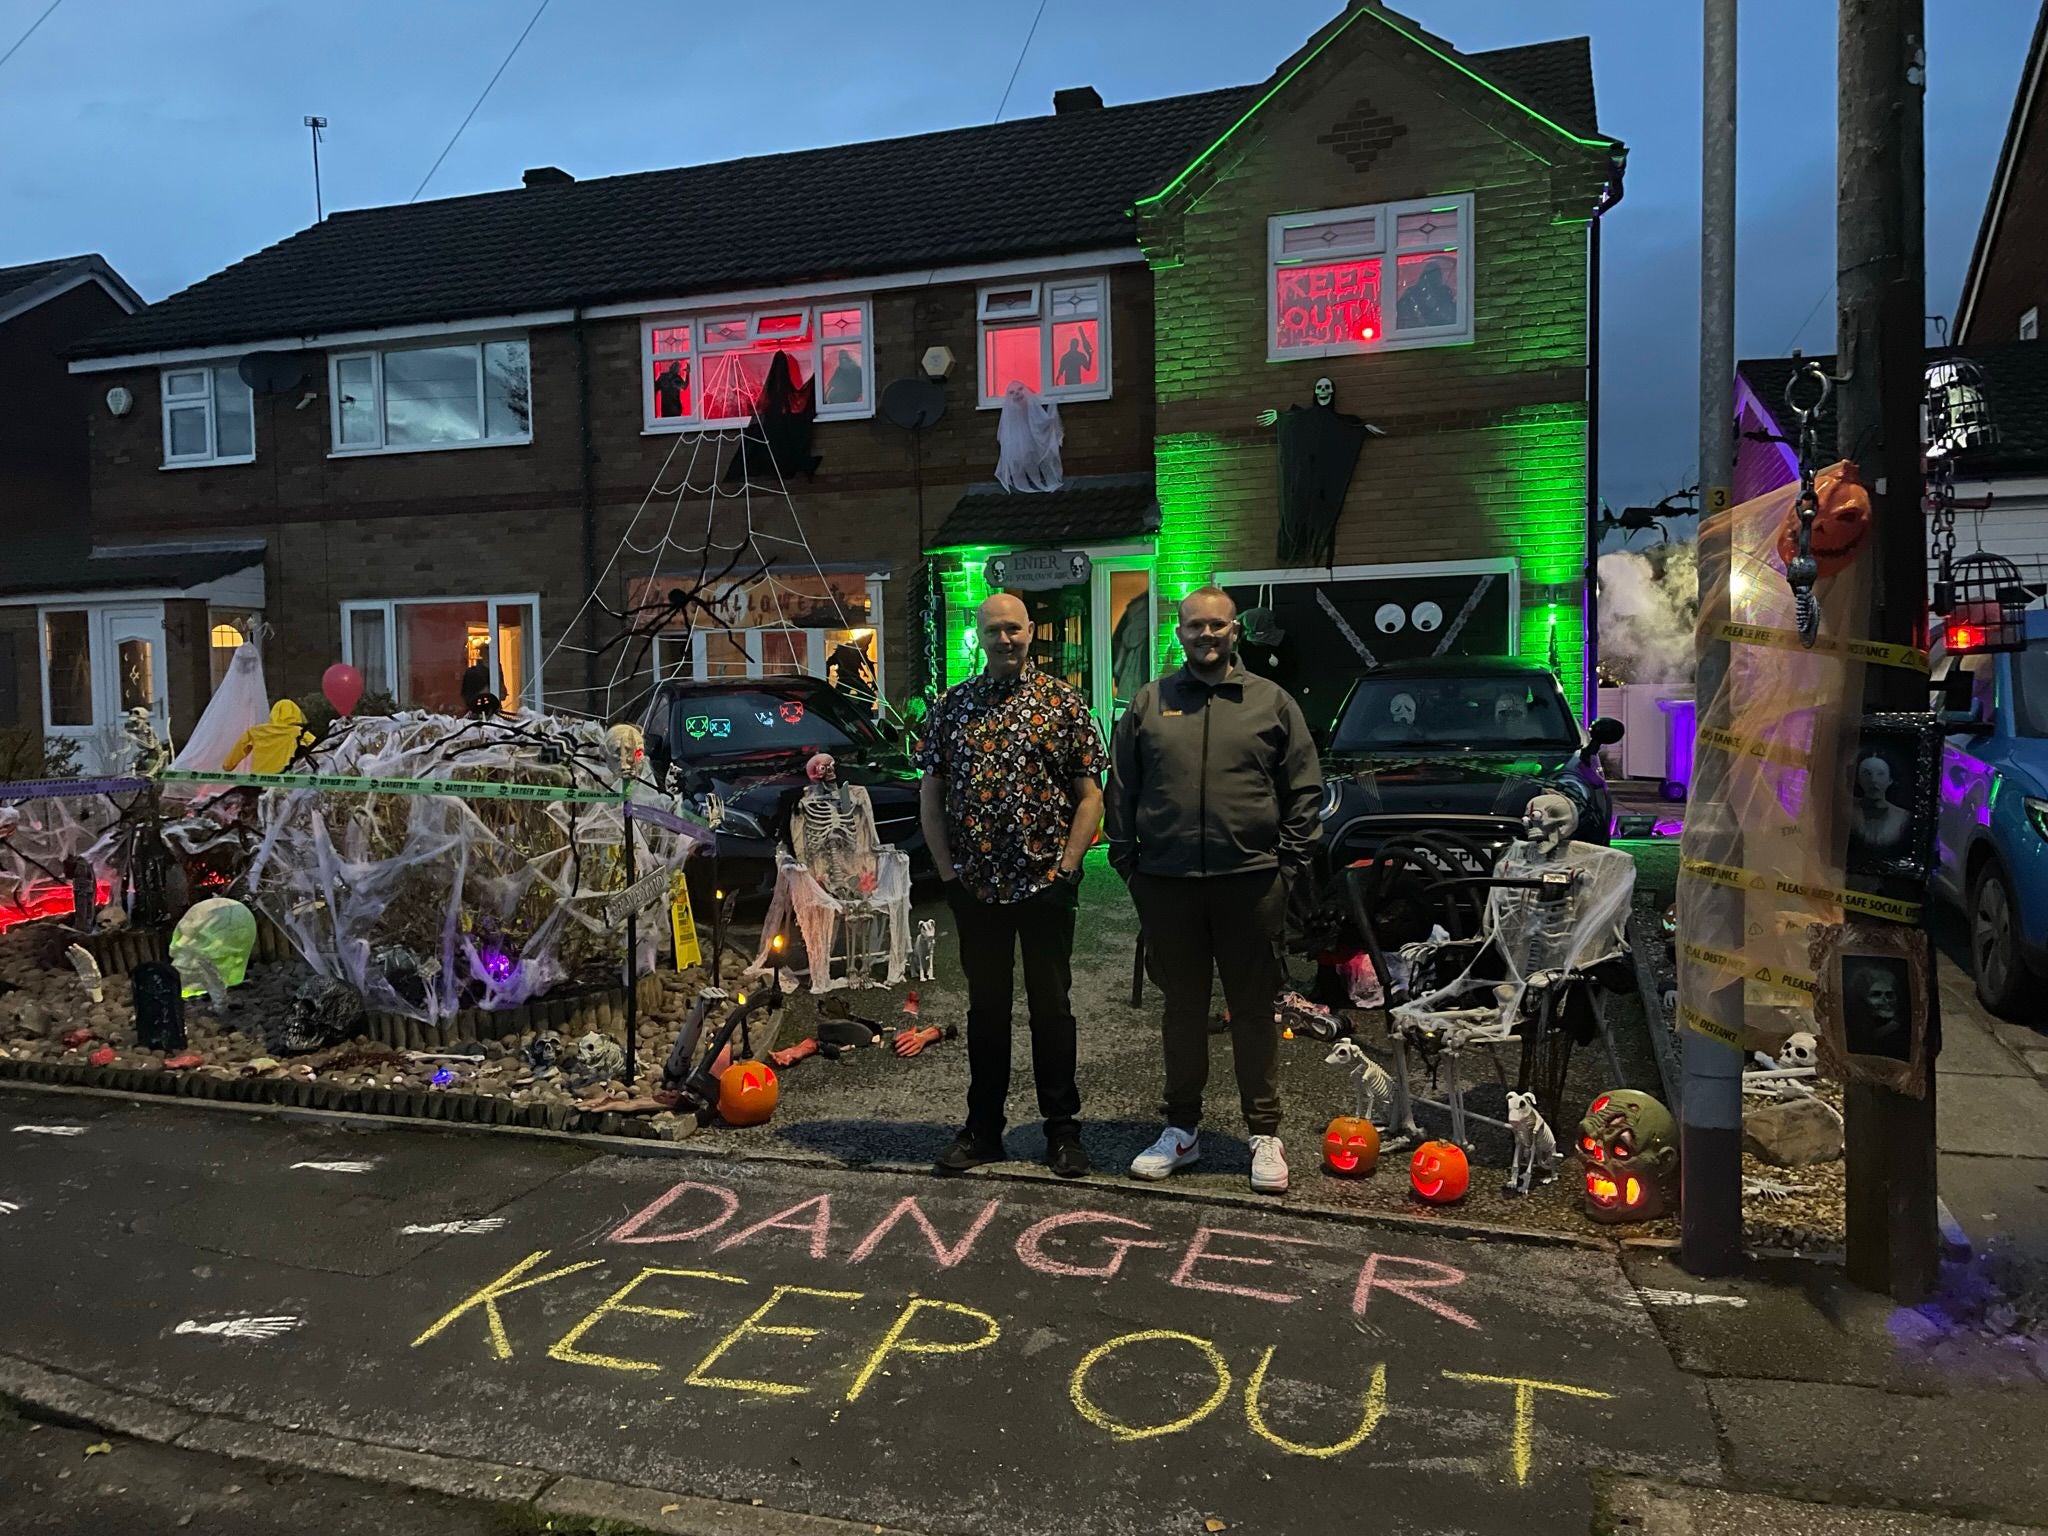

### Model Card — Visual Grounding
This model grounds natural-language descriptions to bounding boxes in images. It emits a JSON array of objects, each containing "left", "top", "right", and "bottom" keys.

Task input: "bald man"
[{"left": 917, "top": 593, "right": 1104, "bottom": 1178}]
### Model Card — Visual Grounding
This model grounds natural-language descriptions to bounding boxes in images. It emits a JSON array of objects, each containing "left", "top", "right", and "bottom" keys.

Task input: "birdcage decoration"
[
  {"left": 1939, "top": 551, "right": 2031, "bottom": 655},
  {"left": 1924, "top": 356, "right": 1999, "bottom": 461}
]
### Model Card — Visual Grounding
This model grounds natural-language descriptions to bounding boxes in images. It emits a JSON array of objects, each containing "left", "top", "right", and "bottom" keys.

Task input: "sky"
[{"left": 1, "top": 0, "right": 2036, "bottom": 536}]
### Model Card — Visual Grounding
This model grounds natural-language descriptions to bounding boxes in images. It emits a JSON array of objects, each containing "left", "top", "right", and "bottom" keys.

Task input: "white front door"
[{"left": 40, "top": 603, "right": 169, "bottom": 773}]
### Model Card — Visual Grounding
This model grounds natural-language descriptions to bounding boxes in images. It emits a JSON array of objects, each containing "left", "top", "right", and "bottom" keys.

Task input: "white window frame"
[
  {"left": 648, "top": 575, "right": 887, "bottom": 698},
  {"left": 339, "top": 593, "right": 544, "bottom": 710},
  {"left": 160, "top": 364, "right": 255, "bottom": 468},
  {"left": 327, "top": 336, "right": 532, "bottom": 457},
  {"left": 2022, "top": 306, "right": 2040, "bottom": 341},
  {"left": 1267, "top": 193, "right": 1475, "bottom": 362},
  {"left": 976, "top": 273, "right": 1113, "bottom": 408},
  {"left": 639, "top": 299, "right": 875, "bottom": 433}
]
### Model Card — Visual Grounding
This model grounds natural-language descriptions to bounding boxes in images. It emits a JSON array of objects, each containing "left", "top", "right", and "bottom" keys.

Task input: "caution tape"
[
  {"left": 0, "top": 776, "right": 151, "bottom": 802},
  {"left": 1715, "top": 621, "right": 1929, "bottom": 673},
  {"left": 155, "top": 769, "right": 623, "bottom": 805},
  {"left": 1681, "top": 857, "right": 1921, "bottom": 923},
  {"left": 1679, "top": 1002, "right": 1760, "bottom": 1051},
  {"left": 1681, "top": 941, "right": 1817, "bottom": 998},
  {"left": 1695, "top": 725, "right": 1810, "bottom": 769}
]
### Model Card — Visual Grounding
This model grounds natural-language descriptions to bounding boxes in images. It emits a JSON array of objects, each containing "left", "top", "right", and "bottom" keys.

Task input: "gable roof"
[
  {"left": 1956, "top": 0, "right": 2048, "bottom": 343},
  {"left": 70, "top": 17, "right": 1602, "bottom": 362},
  {"left": 0, "top": 254, "right": 143, "bottom": 327}
]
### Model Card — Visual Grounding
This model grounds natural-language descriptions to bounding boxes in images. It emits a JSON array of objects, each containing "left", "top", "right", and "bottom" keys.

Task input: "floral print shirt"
[{"left": 916, "top": 664, "right": 1103, "bottom": 904}]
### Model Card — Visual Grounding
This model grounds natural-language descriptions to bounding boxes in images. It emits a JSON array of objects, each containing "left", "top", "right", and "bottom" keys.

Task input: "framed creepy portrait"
[
  {"left": 1809, "top": 920, "right": 1931, "bottom": 1097},
  {"left": 1844, "top": 713, "right": 1941, "bottom": 882}
]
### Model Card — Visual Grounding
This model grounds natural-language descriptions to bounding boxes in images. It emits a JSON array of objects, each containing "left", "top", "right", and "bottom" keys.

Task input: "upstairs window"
[
  {"left": 161, "top": 365, "right": 255, "bottom": 467},
  {"left": 1268, "top": 194, "right": 1473, "bottom": 360},
  {"left": 977, "top": 276, "right": 1110, "bottom": 406},
  {"left": 330, "top": 338, "right": 531, "bottom": 454},
  {"left": 641, "top": 301, "right": 872, "bottom": 431}
]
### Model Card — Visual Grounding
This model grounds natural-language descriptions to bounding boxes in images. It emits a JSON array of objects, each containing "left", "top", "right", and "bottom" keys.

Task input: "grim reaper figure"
[{"left": 1256, "top": 377, "right": 1383, "bottom": 566}]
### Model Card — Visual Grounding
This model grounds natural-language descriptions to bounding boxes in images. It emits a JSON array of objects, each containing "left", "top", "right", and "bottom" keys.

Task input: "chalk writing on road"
[
  {"left": 402, "top": 1219, "right": 509, "bottom": 1235},
  {"left": 12, "top": 1124, "right": 85, "bottom": 1137},
  {"left": 175, "top": 1316, "right": 303, "bottom": 1341},
  {"left": 290, "top": 1160, "right": 376, "bottom": 1173}
]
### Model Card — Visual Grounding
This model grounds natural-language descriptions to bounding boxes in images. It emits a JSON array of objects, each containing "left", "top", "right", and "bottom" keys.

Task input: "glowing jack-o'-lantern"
[
  {"left": 1775, "top": 461, "right": 1873, "bottom": 579},
  {"left": 717, "top": 1061, "right": 780, "bottom": 1126},
  {"left": 1577, "top": 1090, "right": 1679, "bottom": 1224},
  {"left": 1409, "top": 1140, "right": 1469, "bottom": 1204},
  {"left": 1322, "top": 1117, "right": 1380, "bottom": 1177}
]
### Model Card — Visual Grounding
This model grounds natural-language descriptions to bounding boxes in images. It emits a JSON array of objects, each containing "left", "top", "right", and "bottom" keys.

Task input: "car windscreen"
[
  {"left": 666, "top": 690, "right": 878, "bottom": 758},
  {"left": 1331, "top": 674, "right": 1579, "bottom": 753}
]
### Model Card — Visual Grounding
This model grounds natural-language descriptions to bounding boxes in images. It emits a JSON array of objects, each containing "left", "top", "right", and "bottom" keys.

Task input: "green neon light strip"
[
  {"left": 156, "top": 769, "right": 623, "bottom": 805},
  {"left": 1137, "top": 9, "right": 1616, "bottom": 211}
]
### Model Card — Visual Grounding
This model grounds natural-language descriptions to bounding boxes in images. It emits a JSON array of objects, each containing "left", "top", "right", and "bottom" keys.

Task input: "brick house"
[
  {"left": 63, "top": 2, "right": 1622, "bottom": 748},
  {"left": 1956, "top": 0, "right": 2048, "bottom": 346}
]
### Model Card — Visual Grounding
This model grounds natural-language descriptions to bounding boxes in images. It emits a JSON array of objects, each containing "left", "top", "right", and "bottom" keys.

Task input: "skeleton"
[
  {"left": 265, "top": 975, "right": 363, "bottom": 1056},
  {"left": 1504, "top": 1090, "right": 1560, "bottom": 1196},
  {"left": 751, "top": 752, "right": 911, "bottom": 992},
  {"left": 1743, "top": 1030, "right": 1822, "bottom": 1101},
  {"left": 791, "top": 755, "right": 881, "bottom": 902},
  {"left": 911, "top": 918, "right": 936, "bottom": 983},
  {"left": 570, "top": 1030, "right": 626, "bottom": 1089},
  {"left": 63, "top": 944, "right": 104, "bottom": 1004},
  {"left": 122, "top": 706, "right": 171, "bottom": 777},
  {"left": 1323, "top": 1039, "right": 1393, "bottom": 1127}
]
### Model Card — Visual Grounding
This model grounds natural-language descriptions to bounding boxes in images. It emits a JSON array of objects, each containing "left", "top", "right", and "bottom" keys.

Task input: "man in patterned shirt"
[{"left": 917, "top": 593, "right": 1104, "bottom": 1178}]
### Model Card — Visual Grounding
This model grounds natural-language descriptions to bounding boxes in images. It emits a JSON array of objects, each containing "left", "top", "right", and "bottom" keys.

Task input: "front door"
[{"left": 41, "top": 603, "right": 169, "bottom": 773}]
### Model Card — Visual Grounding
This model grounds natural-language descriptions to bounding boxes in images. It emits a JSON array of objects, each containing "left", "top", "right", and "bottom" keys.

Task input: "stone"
[{"left": 1743, "top": 1097, "right": 1845, "bottom": 1167}]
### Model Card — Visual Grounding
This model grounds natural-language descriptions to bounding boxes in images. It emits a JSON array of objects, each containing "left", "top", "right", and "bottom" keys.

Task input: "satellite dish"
[
  {"left": 880, "top": 376, "right": 946, "bottom": 431},
  {"left": 237, "top": 350, "right": 308, "bottom": 395}
]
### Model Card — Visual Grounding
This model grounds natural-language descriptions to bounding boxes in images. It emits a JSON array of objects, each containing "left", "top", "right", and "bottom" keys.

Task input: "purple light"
[
  {"left": 478, "top": 947, "right": 517, "bottom": 982},
  {"left": 1653, "top": 818, "right": 1685, "bottom": 838},
  {"left": 1657, "top": 698, "right": 1697, "bottom": 792}
]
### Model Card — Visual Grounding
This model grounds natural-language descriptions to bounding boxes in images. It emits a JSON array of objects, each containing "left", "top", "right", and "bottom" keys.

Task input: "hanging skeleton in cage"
[{"left": 750, "top": 753, "right": 910, "bottom": 992}]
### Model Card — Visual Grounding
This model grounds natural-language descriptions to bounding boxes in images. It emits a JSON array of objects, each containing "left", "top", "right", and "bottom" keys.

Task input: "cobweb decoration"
[{"left": 541, "top": 374, "right": 858, "bottom": 728}]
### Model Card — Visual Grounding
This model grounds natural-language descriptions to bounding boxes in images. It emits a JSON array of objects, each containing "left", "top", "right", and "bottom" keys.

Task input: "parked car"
[
  {"left": 642, "top": 676, "right": 926, "bottom": 903},
  {"left": 1930, "top": 610, "right": 2048, "bottom": 1019}
]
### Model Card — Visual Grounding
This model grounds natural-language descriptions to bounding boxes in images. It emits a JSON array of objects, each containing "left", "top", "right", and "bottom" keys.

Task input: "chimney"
[
  {"left": 523, "top": 166, "right": 574, "bottom": 188},
  {"left": 1053, "top": 86, "right": 1103, "bottom": 115}
]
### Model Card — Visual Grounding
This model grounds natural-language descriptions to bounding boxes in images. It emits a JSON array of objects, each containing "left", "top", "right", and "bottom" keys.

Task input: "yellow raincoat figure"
[{"left": 225, "top": 700, "right": 313, "bottom": 774}]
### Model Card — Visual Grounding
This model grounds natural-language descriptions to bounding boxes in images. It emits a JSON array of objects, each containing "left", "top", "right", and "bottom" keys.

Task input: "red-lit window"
[
  {"left": 1268, "top": 194, "right": 1472, "bottom": 360},
  {"left": 641, "top": 301, "right": 872, "bottom": 429},
  {"left": 649, "top": 325, "right": 693, "bottom": 422},
  {"left": 976, "top": 276, "right": 1111, "bottom": 406}
]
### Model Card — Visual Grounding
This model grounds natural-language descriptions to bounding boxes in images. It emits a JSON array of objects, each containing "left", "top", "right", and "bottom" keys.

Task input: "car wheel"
[{"left": 1969, "top": 862, "right": 2032, "bottom": 1021}]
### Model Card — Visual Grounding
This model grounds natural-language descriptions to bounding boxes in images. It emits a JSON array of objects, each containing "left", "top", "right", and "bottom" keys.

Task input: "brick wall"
[
  {"left": 1, "top": 278, "right": 132, "bottom": 527},
  {"left": 1961, "top": 77, "right": 2048, "bottom": 344}
]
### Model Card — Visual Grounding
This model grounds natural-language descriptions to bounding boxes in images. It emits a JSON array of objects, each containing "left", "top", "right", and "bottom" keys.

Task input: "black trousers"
[
  {"left": 950, "top": 881, "right": 1081, "bottom": 1139},
  {"left": 1130, "top": 869, "right": 1287, "bottom": 1137}
]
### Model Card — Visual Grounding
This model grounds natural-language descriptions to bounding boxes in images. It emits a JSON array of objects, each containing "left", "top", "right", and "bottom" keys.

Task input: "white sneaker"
[
  {"left": 1249, "top": 1135, "right": 1289, "bottom": 1194},
  {"left": 1129, "top": 1127, "right": 1200, "bottom": 1180}
]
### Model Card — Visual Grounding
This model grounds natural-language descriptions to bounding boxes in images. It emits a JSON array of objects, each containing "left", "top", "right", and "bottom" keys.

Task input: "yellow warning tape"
[
  {"left": 1681, "top": 941, "right": 1818, "bottom": 998},
  {"left": 1695, "top": 725, "right": 1811, "bottom": 769},
  {"left": 1715, "top": 621, "right": 1929, "bottom": 673},
  {"left": 1680, "top": 858, "right": 1922, "bottom": 923},
  {"left": 1679, "top": 1002, "right": 1763, "bottom": 1051}
]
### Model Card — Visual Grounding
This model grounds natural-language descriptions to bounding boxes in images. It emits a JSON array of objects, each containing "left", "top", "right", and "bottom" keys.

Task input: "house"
[
  {"left": 1956, "top": 0, "right": 2048, "bottom": 345},
  {"left": 0, "top": 256, "right": 258, "bottom": 773},
  {"left": 64, "top": 2, "right": 1622, "bottom": 748}
]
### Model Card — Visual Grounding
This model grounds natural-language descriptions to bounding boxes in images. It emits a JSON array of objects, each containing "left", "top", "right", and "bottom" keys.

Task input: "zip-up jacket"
[{"left": 1105, "top": 662, "right": 1324, "bottom": 879}]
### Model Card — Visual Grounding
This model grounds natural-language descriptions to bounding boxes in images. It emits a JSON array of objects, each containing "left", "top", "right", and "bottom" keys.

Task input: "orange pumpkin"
[
  {"left": 1409, "top": 1140, "right": 1470, "bottom": 1204},
  {"left": 1322, "top": 1116, "right": 1380, "bottom": 1177},
  {"left": 1775, "top": 461, "right": 1872, "bottom": 578},
  {"left": 717, "top": 1061, "right": 779, "bottom": 1126}
]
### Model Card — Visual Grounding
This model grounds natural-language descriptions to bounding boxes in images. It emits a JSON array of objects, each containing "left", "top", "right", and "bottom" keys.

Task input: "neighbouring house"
[
  {"left": 0, "top": 255, "right": 259, "bottom": 773},
  {"left": 64, "top": 2, "right": 1623, "bottom": 747},
  {"left": 1956, "top": 0, "right": 2048, "bottom": 347}
]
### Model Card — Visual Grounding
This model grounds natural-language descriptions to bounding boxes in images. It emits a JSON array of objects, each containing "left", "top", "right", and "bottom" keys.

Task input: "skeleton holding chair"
[
  {"left": 748, "top": 753, "right": 910, "bottom": 992},
  {"left": 1382, "top": 792, "right": 1636, "bottom": 1147}
]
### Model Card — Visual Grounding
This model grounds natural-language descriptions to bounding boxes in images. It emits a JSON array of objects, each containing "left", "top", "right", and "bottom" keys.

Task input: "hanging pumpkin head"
[
  {"left": 1322, "top": 1116, "right": 1380, "bottom": 1177},
  {"left": 1409, "top": 1140, "right": 1469, "bottom": 1204},
  {"left": 1775, "top": 460, "right": 1873, "bottom": 579},
  {"left": 717, "top": 1061, "right": 780, "bottom": 1126}
]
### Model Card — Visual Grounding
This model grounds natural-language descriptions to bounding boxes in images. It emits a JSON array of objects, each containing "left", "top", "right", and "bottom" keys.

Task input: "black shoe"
[
  {"left": 1046, "top": 1135, "right": 1091, "bottom": 1179},
  {"left": 935, "top": 1129, "right": 1006, "bottom": 1173}
]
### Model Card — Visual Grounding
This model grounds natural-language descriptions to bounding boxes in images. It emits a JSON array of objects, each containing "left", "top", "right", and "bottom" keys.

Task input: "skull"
[
  {"left": 1861, "top": 971, "right": 1900, "bottom": 1026},
  {"left": 1779, "top": 1031, "right": 1819, "bottom": 1070},
  {"left": 569, "top": 1030, "right": 625, "bottom": 1088},
  {"left": 265, "top": 975, "right": 363, "bottom": 1057},
  {"left": 607, "top": 722, "right": 645, "bottom": 781},
  {"left": 806, "top": 752, "right": 837, "bottom": 784},
  {"left": 1313, "top": 376, "right": 1334, "bottom": 407},
  {"left": 1577, "top": 1090, "right": 1680, "bottom": 1224},
  {"left": 1521, "top": 792, "right": 1579, "bottom": 852},
  {"left": 1389, "top": 692, "right": 1417, "bottom": 726},
  {"left": 524, "top": 1030, "right": 565, "bottom": 1073}
]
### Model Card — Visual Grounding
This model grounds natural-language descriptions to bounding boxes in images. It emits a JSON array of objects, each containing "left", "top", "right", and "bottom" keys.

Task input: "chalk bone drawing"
[
  {"left": 174, "top": 1316, "right": 304, "bottom": 1340},
  {"left": 401, "top": 1218, "right": 508, "bottom": 1235},
  {"left": 12, "top": 1124, "right": 86, "bottom": 1137},
  {"left": 290, "top": 1159, "right": 376, "bottom": 1173},
  {"left": 0, "top": 1200, "right": 19, "bottom": 1216},
  {"left": 1628, "top": 1288, "right": 1747, "bottom": 1310}
]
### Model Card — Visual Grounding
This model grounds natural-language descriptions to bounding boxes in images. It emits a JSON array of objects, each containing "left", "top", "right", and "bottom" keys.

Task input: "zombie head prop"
[
  {"left": 1577, "top": 1090, "right": 1679, "bottom": 1224},
  {"left": 570, "top": 1030, "right": 626, "bottom": 1089},
  {"left": 265, "top": 975, "right": 363, "bottom": 1057},
  {"left": 607, "top": 723, "right": 645, "bottom": 783},
  {"left": 169, "top": 898, "right": 259, "bottom": 999},
  {"left": 1313, "top": 376, "right": 1335, "bottom": 407},
  {"left": 1520, "top": 792, "right": 1580, "bottom": 854}
]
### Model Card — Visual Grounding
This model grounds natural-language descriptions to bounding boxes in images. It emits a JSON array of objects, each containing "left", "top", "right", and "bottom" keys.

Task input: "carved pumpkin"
[
  {"left": 1775, "top": 460, "right": 1872, "bottom": 579},
  {"left": 717, "top": 1061, "right": 779, "bottom": 1126},
  {"left": 1322, "top": 1116, "right": 1380, "bottom": 1177},
  {"left": 1409, "top": 1140, "right": 1469, "bottom": 1204}
]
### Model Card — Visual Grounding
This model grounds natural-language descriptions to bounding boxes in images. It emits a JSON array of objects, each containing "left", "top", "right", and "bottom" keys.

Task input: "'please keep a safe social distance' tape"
[{"left": 155, "top": 769, "right": 623, "bottom": 805}]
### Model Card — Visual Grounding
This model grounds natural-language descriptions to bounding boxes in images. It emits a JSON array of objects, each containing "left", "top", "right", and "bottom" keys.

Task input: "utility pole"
[
  {"left": 1838, "top": 0, "right": 1940, "bottom": 1303},
  {"left": 1680, "top": 0, "right": 1745, "bottom": 1278},
  {"left": 304, "top": 115, "right": 328, "bottom": 223}
]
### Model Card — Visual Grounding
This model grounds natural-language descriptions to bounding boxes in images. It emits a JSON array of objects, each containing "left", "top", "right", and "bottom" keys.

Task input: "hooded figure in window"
[{"left": 721, "top": 350, "right": 821, "bottom": 486}]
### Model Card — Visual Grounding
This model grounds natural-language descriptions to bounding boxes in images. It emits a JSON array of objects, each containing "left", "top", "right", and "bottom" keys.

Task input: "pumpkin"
[
  {"left": 1322, "top": 1116, "right": 1380, "bottom": 1177},
  {"left": 717, "top": 1061, "right": 780, "bottom": 1126},
  {"left": 1409, "top": 1140, "right": 1470, "bottom": 1204},
  {"left": 1775, "top": 461, "right": 1872, "bottom": 579}
]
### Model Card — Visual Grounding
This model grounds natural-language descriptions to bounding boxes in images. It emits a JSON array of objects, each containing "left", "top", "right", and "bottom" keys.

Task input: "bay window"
[
  {"left": 161, "top": 364, "right": 255, "bottom": 466},
  {"left": 635, "top": 569, "right": 884, "bottom": 703},
  {"left": 340, "top": 595, "right": 541, "bottom": 713},
  {"left": 1268, "top": 194, "right": 1473, "bottom": 360},
  {"left": 329, "top": 338, "right": 531, "bottom": 453},
  {"left": 641, "top": 301, "right": 872, "bottom": 430},
  {"left": 977, "top": 275, "right": 1110, "bottom": 405}
]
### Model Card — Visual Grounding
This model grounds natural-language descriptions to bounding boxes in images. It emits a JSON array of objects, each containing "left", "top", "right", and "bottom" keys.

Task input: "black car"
[{"left": 642, "top": 676, "right": 926, "bottom": 902}]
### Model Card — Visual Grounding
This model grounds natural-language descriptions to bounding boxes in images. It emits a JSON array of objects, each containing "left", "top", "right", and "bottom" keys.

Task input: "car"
[
  {"left": 641, "top": 676, "right": 926, "bottom": 904},
  {"left": 1305, "top": 658, "right": 1623, "bottom": 952},
  {"left": 1930, "top": 610, "right": 2048, "bottom": 1020}
]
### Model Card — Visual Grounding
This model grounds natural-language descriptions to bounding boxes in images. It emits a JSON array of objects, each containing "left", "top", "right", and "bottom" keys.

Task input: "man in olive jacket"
[{"left": 1105, "top": 585, "right": 1323, "bottom": 1194}]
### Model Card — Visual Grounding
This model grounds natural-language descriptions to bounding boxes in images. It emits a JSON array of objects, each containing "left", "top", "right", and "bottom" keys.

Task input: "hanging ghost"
[
  {"left": 995, "top": 384, "right": 1064, "bottom": 493},
  {"left": 721, "top": 350, "right": 821, "bottom": 486}
]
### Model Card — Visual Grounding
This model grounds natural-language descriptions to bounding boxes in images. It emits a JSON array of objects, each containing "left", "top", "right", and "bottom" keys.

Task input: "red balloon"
[{"left": 322, "top": 662, "right": 364, "bottom": 717}]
